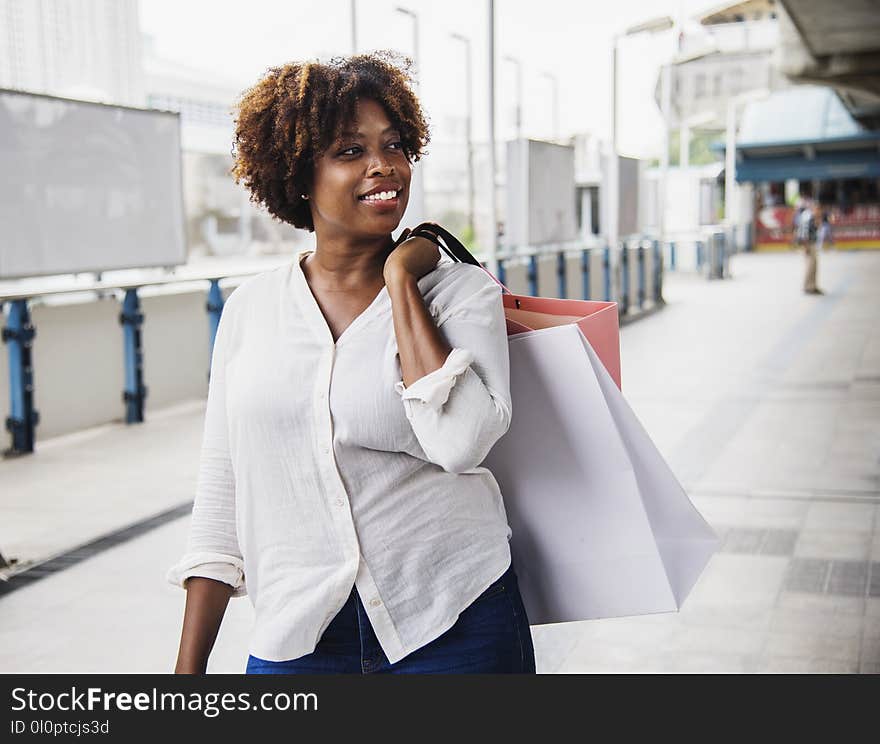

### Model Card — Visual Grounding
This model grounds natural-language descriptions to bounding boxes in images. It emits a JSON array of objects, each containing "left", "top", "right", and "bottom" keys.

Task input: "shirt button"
[
  {"left": 335, "top": 498, "right": 345, "bottom": 507},
  {"left": 369, "top": 598, "right": 382, "bottom": 608}
]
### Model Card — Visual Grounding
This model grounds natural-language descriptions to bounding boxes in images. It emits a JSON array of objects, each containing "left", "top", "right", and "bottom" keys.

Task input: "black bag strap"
[
  {"left": 405, "top": 222, "right": 511, "bottom": 295},
  {"left": 408, "top": 222, "right": 482, "bottom": 267}
]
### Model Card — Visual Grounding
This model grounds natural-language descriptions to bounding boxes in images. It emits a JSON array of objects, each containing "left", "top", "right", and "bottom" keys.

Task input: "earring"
[{"left": 301, "top": 194, "right": 309, "bottom": 200}]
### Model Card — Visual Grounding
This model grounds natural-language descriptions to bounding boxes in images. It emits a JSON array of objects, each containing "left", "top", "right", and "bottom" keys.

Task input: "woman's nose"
[{"left": 367, "top": 152, "right": 393, "bottom": 176}]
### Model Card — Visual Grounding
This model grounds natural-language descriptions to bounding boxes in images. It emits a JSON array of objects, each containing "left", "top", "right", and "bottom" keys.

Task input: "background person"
[{"left": 796, "top": 201, "right": 823, "bottom": 295}]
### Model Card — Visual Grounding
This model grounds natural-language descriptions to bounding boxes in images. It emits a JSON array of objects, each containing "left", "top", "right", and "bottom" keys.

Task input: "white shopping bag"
[{"left": 484, "top": 323, "right": 719, "bottom": 625}]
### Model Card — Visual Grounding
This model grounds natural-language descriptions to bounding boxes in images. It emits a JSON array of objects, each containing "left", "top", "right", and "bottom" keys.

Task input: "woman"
[{"left": 167, "top": 52, "right": 536, "bottom": 674}]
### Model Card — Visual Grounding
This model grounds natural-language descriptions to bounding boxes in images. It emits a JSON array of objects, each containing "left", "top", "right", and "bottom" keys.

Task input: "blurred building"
[
  {"left": 0, "top": 0, "right": 305, "bottom": 260},
  {"left": 572, "top": 132, "right": 604, "bottom": 241},
  {"left": 141, "top": 37, "right": 306, "bottom": 258},
  {"left": 669, "top": 0, "right": 786, "bottom": 154},
  {"left": 0, "top": 0, "right": 143, "bottom": 105},
  {"left": 644, "top": 1, "right": 790, "bottom": 246},
  {"left": 571, "top": 132, "right": 654, "bottom": 246}
]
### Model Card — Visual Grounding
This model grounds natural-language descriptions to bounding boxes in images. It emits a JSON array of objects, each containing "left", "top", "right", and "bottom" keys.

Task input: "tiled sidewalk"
[{"left": 533, "top": 249, "right": 880, "bottom": 674}]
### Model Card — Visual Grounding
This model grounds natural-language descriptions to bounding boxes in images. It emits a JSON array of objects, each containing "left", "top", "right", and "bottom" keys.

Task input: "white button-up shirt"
[{"left": 167, "top": 249, "right": 514, "bottom": 664}]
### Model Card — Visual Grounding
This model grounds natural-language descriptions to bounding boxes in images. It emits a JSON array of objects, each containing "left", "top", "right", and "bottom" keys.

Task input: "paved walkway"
[{"left": 1, "top": 248, "right": 878, "bottom": 673}]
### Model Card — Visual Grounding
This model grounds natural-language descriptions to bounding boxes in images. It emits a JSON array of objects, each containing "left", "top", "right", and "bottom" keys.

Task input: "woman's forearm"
[
  {"left": 174, "top": 577, "right": 234, "bottom": 674},
  {"left": 386, "top": 270, "right": 452, "bottom": 387}
]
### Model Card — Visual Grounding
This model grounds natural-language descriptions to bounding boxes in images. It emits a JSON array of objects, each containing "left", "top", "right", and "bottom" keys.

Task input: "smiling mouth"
[{"left": 358, "top": 189, "right": 401, "bottom": 203}]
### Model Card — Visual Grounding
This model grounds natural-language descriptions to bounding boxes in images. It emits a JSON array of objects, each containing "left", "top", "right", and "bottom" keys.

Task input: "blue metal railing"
[
  {"left": 1, "top": 275, "right": 234, "bottom": 455},
  {"left": 2, "top": 236, "right": 678, "bottom": 455}
]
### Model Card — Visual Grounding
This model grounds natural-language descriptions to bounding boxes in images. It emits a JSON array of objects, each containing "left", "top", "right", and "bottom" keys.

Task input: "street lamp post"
[
  {"left": 503, "top": 55, "right": 522, "bottom": 141},
  {"left": 486, "top": 0, "right": 499, "bottom": 276},
  {"left": 660, "top": 56, "right": 671, "bottom": 246},
  {"left": 540, "top": 70, "right": 559, "bottom": 142},
  {"left": 395, "top": 6, "right": 424, "bottom": 225},
  {"left": 351, "top": 0, "right": 357, "bottom": 54},
  {"left": 395, "top": 6, "right": 420, "bottom": 91},
  {"left": 451, "top": 32, "right": 475, "bottom": 243}
]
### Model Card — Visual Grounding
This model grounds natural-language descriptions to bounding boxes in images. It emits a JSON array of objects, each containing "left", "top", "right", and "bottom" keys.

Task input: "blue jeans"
[{"left": 246, "top": 561, "right": 536, "bottom": 674}]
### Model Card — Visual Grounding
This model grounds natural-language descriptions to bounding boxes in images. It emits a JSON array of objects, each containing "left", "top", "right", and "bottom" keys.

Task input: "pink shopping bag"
[
  {"left": 409, "top": 222, "right": 622, "bottom": 390},
  {"left": 502, "top": 294, "right": 622, "bottom": 390}
]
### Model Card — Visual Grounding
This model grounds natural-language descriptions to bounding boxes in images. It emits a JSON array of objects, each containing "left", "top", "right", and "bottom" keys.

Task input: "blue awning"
[
  {"left": 736, "top": 148, "right": 880, "bottom": 182},
  {"left": 713, "top": 86, "right": 880, "bottom": 183}
]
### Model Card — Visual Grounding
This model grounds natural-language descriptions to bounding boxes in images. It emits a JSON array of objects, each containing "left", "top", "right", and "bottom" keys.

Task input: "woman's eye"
[{"left": 338, "top": 142, "right": 402, "bottom": 156}]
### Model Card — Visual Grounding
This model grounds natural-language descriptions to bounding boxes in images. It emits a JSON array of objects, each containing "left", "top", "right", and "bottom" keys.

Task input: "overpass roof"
[
  {"left": 738, "top": 85, "right": 864, "bottom": 145},
  {"left": 778, "top": 0, "right": 880, "bottom": 129}
]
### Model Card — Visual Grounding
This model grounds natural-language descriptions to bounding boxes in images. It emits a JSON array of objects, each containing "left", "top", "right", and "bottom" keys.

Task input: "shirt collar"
[{"left": 289, "top": 248, "right": 391, "bottom": 347}]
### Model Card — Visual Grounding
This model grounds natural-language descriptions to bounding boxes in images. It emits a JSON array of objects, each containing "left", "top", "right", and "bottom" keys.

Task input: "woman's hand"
[{"left": 383, "top": 227, "right": 441, "bottom": 284}]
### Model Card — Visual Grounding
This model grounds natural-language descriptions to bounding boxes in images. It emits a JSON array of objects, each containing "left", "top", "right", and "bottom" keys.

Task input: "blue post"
[
  {"left": 206, "top": 279, "right": 224, "bottom": 371},
  {"left": 603, "top": 245, "right": 611, "bottom": 302},
  {"left": 581, "top": 248, "right": 591, "bottom": 300},
  {"left": 653, "top": 240, "right": 663, "bottom": 303},
  {"left": 527, "top": 254, "right": 538, "bottom": 297},
  {"left": 714, "top": 234, "right": 721, "bottom": 279},
  {"left": 696, "top": 240, "right": 704, "bottom": 272},
  {"left": 120, "top": 288, "right": 147, "bottom": 424},
  {"left": 637, "top": 242, "right": 645, "bottom": 310},
  {"left": 620, "top": 244, "right": 630, "bottom": 317},
  {"left": 709, "top": 234, "right": 718, "bottom": 279},
  {"left": 497, "top": 257, "right": 507, "bottom": 288},
  {"left": 719, "top": 233, "right": 726, "bottom": 279},
  {"left": 670, "top": 240, "right": 677, "bottom": 271},
  {"left": 2, "top": 299, "right": 39, "bottom": 456},
  {"left": 556, "top": 251, "right": 567, "bottom": 299}
]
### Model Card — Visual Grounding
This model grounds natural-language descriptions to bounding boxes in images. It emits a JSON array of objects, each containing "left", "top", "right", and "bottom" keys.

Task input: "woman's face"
[{"left": 308, "top": 97, "right": 411, "bottom": 241}]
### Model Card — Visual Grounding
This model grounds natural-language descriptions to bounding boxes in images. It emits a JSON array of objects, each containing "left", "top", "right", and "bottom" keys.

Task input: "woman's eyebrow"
[{"left": 339, "top": 126, "right": 400, "bottom": 138}]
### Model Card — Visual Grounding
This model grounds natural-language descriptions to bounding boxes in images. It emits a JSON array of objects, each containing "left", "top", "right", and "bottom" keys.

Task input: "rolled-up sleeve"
[
  {"left": 394, "top": 270, "right": 511, "bottom": 474},
  {"left": 166, "top": 300, "right": 246, "bottom": 597}
]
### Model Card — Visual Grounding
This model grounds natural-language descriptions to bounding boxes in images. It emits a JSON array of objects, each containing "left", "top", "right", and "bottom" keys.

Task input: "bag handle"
[{"left": 408, "top": 222, "right": 513, "bottom": 295}]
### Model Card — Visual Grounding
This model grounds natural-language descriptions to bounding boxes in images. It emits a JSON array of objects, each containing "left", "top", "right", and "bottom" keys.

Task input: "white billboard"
[
  {"left": 505, "top": 139, "right": 577, "bottom": 248},
  {"left": 0, "top": 90, "right": 186, "bottom": 279}
]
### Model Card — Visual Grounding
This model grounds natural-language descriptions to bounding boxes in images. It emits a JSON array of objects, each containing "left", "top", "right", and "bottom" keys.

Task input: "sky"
[{"left": 139, "top": 0, "right": 719, "bottom": 158}]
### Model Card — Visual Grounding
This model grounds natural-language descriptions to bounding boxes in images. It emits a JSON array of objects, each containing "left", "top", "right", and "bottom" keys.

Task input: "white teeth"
[{"left": 362, "top": 190, "right": 397, "bottom": 201}]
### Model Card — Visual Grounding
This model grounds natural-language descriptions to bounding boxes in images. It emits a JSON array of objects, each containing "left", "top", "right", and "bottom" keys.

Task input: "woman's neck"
[{"left": 305, "top": 234, "right": 395, "bottom": 291}]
